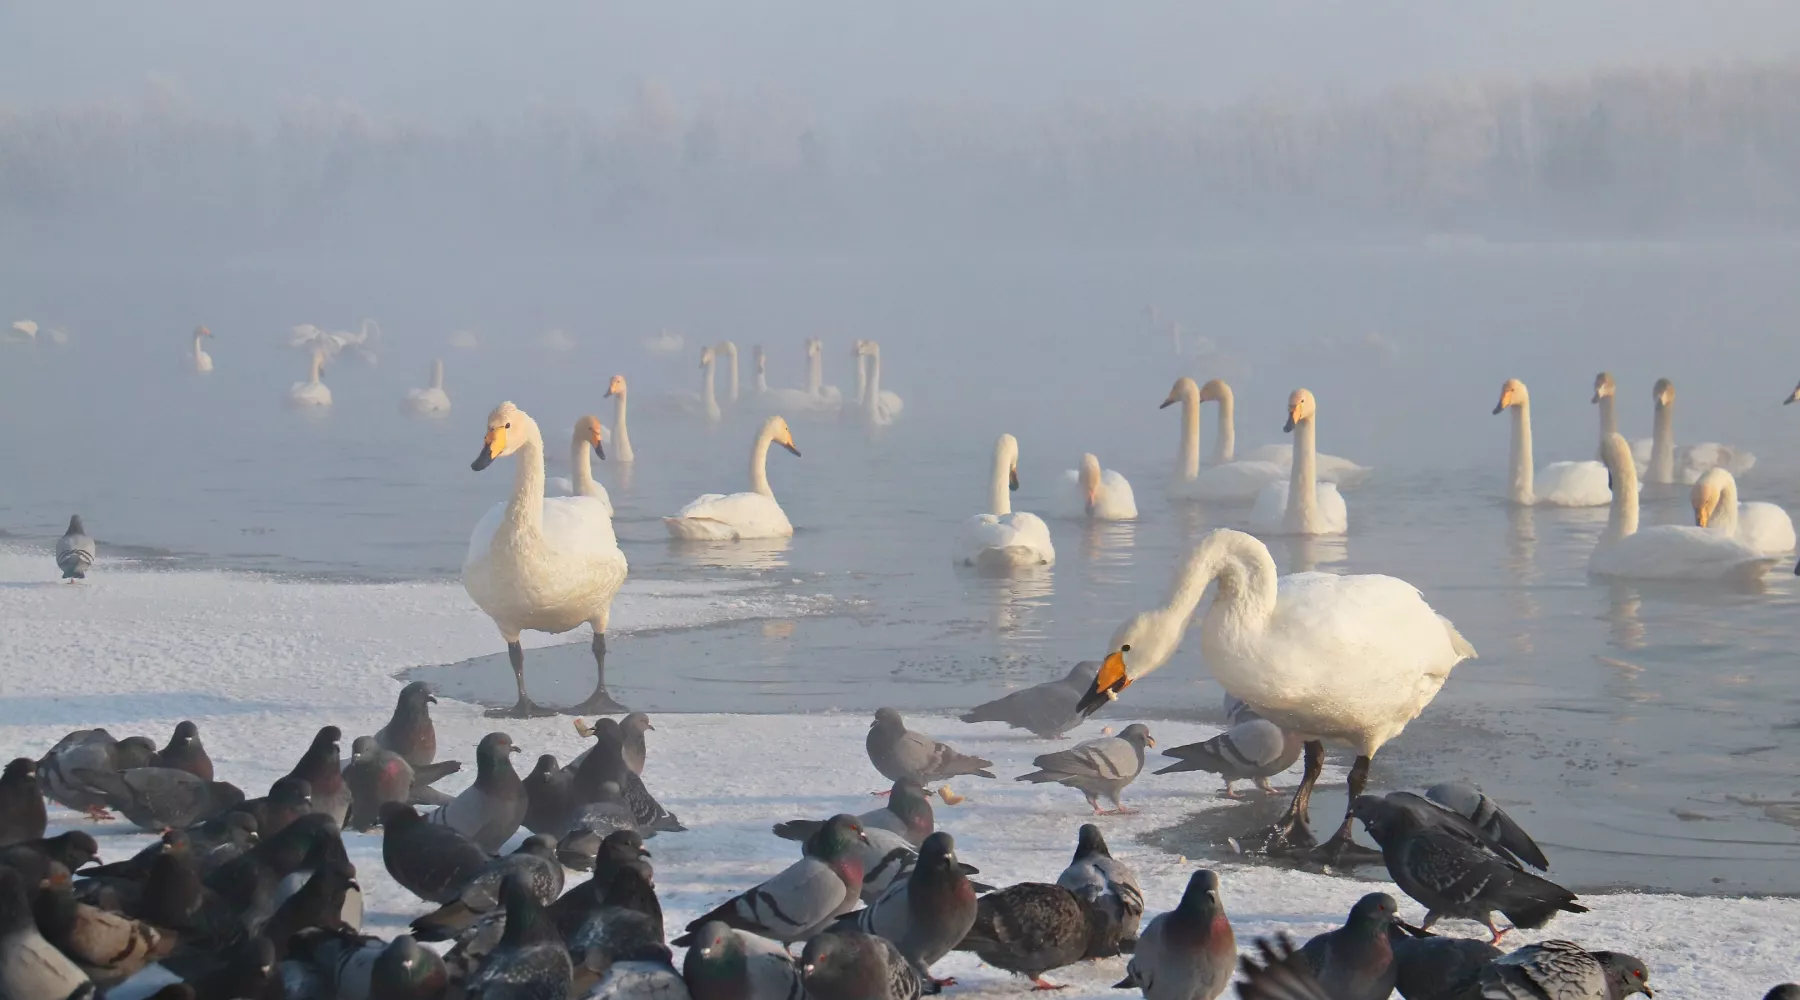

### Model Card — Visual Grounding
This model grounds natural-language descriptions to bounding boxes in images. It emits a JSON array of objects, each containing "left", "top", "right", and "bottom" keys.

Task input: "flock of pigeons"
[{"left": 0, "top": 680, "right": 1792, "bottom": 1000}]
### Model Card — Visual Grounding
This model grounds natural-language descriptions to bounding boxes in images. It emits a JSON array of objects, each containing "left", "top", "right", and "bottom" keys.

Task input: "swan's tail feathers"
[
  {"left": 1729, "top": 557, "right": 1779, "bottom": 585},
  {"left": 975, "top": 546, "right": 1047, "bottom": 573},
  {"left": 1439, "top": 617, "right": 1478, "bottom": 661},
  {"left": 1495, "top": 871, "right": 1589, "bottom": 930}
]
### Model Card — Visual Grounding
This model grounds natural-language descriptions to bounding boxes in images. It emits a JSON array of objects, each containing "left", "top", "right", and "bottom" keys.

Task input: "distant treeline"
[{"left": 4, "top": 59, "right": 1799, "bottom": 254}]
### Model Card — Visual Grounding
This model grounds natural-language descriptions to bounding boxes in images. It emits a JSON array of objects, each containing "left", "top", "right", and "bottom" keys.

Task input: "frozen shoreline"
[{"left": 1, "top": 546, "right": 1794, "bottom": 999}]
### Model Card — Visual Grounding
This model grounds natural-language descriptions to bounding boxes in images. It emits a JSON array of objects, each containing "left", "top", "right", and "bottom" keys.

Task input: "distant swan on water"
[
  {"left": 1162, "top": 377, "right": 1284, "bottom": 501},
  {"left": 1063, "top": 453, "right": 1137, "bottom": 521},
  {"left": 190, "top": 326, "right": 214, "bottom": 373},
  {"left": 664, "top": 416, "right": 802, "bottom": 540},
  {"left": 288, "top": 348, "right": 332, "bottom": 408},
  {"left": 1492, "top": 378, "right": 1609, "bottom": 507},
  {"left": 547, "top": 415, "right": 613, "bottom": 515},
  {"left": 958, "top": 433, "right": 1055, "bottom": 568},
  {"left": 1692, "top": 467, "right": 1794, "bottom": 557},
  {"left": 1249, "top": 389, "right": 1348, "bottom": 536},
  {"left": 1590, "top": 433, "right": 1773, "bottom": 582},
  {"left": 405, "top": 359, "right": 450, "bottom": 415}
]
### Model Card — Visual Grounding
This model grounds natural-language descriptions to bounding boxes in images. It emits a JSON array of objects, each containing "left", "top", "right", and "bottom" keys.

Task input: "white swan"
[
  {"left": 1592, "top": 371, "right": 1622, "bottom": 459},
  {"left": 1692, "top": 467, "right": 1794, "bottom": 556},
  {"left": 647, "top": 344, "right": 722, "bottom": 422},
  {"left": 1062, "top": 453, "right": 1137, "bottom": 521},
  {"left": 464, "top": 402, "right": 629, "bottom": 716},
  {"left": 1637, "top": 378, "right": 1755, "bottom": 485},
  {"left": 1493, "top": 378, "right": 1609, "bottom": 507},
  {"left": 1786, "top": 380, "right": 1800, "bottom": 406},
  {"left": 605, "top": 375, "right": 636, "bottom": 462},
  {"left": 1250, "top": 389, "right": 1348, "bottom": 536},
  {"left": 715, "top": 340, "right": 740, "bottom": 405},
  {"left": 854, "top": 340, "right": 904, "bottom": 426},
  {"left": 1589, "top": 433, "right": 1773, "bottom": 582},
  {"left": 806, "top": 338, "right": 843, "bottom": 405},
  {"left": 1079, "top": 527, "right": 1475, "bottom": 857},
  {"left": 664, "top": 415, "right": 802, "bottom": 540},
  {"left": 405, "top": 359, "right": 451, "bottom": 415},
  {"left": 752, "top": 344, "right": 840, "bottom": 414},
  {"left": 190, "top": 326, "right": 214, "bottom": 373},
  {"left": 547, "top": 416, "right": 613, "bottom": 514},
  {"left": 288, "top": 348, "right": 332, "bottom": 408},
  {"left": 958, "top": 434, "right": 1056, "bottom": 568},
  {"left": 1162, "top": 377, "right": 1285, "bottom": 501}
]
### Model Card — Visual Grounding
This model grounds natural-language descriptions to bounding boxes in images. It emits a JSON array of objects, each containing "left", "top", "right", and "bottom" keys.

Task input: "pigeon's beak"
[
  {"left": 1075, "top": 646, "right": 1132, "bottom": 716},
  {"left": 426, "top": 695, "right": 437, "bottom": 704},
  {"left": 1145, "top": 735, "right": 1156, "bottom": 748}
]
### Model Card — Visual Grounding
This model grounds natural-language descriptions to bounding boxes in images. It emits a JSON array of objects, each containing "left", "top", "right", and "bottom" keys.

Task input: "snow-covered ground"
[{"left": 0, "top": 546, "right": 1793, "bottom": 998}]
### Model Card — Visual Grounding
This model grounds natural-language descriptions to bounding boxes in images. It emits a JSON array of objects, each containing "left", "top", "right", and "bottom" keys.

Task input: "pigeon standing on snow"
[
  {"left": 1155, "top": 698, "right": 1303, "bottom": 797},
  {"left": 574, "top": 719, "right": 683, "bottom": 834},
  {"left": 56, "top": 514, "right": 96, "bottom": 580},
  {"left": 619, "top": 712, "right": 654, "bottom": 775},
  {"left": 959, "top": 660, "right": 1102, "bottom": 738},
  {"left": 343, "top": 737, "right": 418, "bottom": 831},
  {"left": 0, "top": 868, "right": 96, "bottom": 1000},
  {"left": 1117, "top": 869, "right": 1236, "bottom": 1000},
  {"left": 1389, "top": 934, "right": 1502, "bottom": 1000},
  {"left": 866, "top": 709, "right": 996, "bottom": 787},
  {"left": 461, "top": 872, "right": 573, "bottom": 1000},
  {"left": 376, "top": 681, "right": 440, "bottom": 767},
  {"left": 232, "top": 775, "right": 313, "bottom": 838},
  {"left": 1294, "top": 893, "right": 1400, "bottom": 1000},
  {"left": 430, "top": 732, "right": 528, "bottom": 854},
  {"left": 674, "top": 815, "right": 869, "bottom": 946},
  {"left": 1423, "top": 782, "right": 1550, "bottom": 871},
  {"left": 837, "top": 832, "right": 978, "bottom": 990},
  {"left": 682, "top": 921, "right": 805, "bottom": 1000},
  {"left": 1476, "top": 941, "right": 1653, "bottom": 1000},
  {"left": 380, "top": 802, "right": 491, "bottom": 905},
  {"left": 802, "top": 929, "right": 923, "bottom": 1000},
  {"left": 155, "top": 721, "right": 214, "bottom": 781},
  {"left": 1056, "top": 823, "right": 1143, "bottom": 958},
  {"left": 1015, "top": 723, "right": 1155, "bottom": 814},
  {"left": 411, "top": 833, "right": 564, "bottom": 941},
  {"left": 283, "top": 726, "right": 351, "bottom": 827},
  {"left": 954, "top": 882, "right": 1091, "bottom": 991},
  {"left": 523, "top": 754, "right": 580, "bottom": 836},
  {"left": 0, "top": 759, "right": 48, "bottom": 847},
  {"left": 1352, "top": 793, "right": 1585, "bottom": 943},
  {"left": 72, "top": 765, "right": 243, "bottom": 832},
  {"left": 775, "top": 778, "right": 935, "bottom": 848},
  {"left": 39, "top": 729, "right": 159, "bottom": 821}
]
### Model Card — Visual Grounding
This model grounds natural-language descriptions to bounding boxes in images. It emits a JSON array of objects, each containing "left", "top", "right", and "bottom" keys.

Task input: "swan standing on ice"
[
  {"left": 959, "top": 434, "right": 1056, "bottom": 568},
  {"left": 288, "top": 347, "right": 332, "bottom": 408},
  {"left": 664, "top": 415, "right": 802, "bottom": 540},
  {"left": 405, "top": 359, "right": 451, "bottom": 415},
  {"left": 1589, "top": 433, "right": 1773, "bottom": 582},
  {"left": 1249, "top": 390, "right": 1348, "bottom": 535},
  {"left": 1162, "top": 377, "right": 1284, "bottom": 501},
  {"left": 605, "top": 375, "right": 635, "bottom": 462},
  {"left": 1638, "top": 377, "right": 1755, "bottom": 485},
  {"left": 464, "top": 402, "right": 629, "bottom": 717},
  {"left": 1075, "top": 528, "right": 1475, "bottom": 860},
  {"left": 1063, "top": 454, "right": 1137, "bottom": 520},
  {"left": 853, "top": 340, "right": 904, "bottom": 426},
  {"left": 547, "top": 416, "right": 613, "bottom": 514},
  {"left": 1692, "top": 467, "right": 1794, "bottom": 557},
  {"left": 1492, "top": 378, "right": 1609, "bottom": 507},
  {"left": 190, "top": 326, "right": 214, "bottom": 373}
]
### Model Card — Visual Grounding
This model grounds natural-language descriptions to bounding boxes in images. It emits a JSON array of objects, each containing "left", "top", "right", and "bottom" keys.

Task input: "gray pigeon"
[
  {"left": 1015, "top": 723, "right": 1155, "bottom": 813},
  {"left": 284, "top": 726, "right": 352, "bottom": 827},
  {"left": 430, "top": 732, "right": 528, "bottom": 854},
  {"left": 1117, "top": 869, "right": 1235, "bottom": 1000},
  {"left": 959, "top": 660, "right": 1101, "bottom": 738},
  {"left": 674, "top": 815, "right": 869, "bottom": 946},
  {"left": 1352, "top": 794, "right": 1585, "bottom": 943},
  {"left": 284, "top": 927, "right": 449, "bottom": 1000},
  {"left": 412, "top": 834, "right": 564, "bottom": 941},
  {"left": 681, "top": 921, "right": 804, "bottom": 1000},
  {"left": 376, "top": 681, "right": 440, "bottom": 768},
  {"left": 39, "top": 729, "right": 159, "bottom": 820},
  {"left": 620, "top": 713, "right": 654, "bottom": 776},
  {"left": 1056, "top": 823, "right": 1143, "bottom": 959},
  {"left": 801, "top": 929, "right": 923, "bottom": 1000},
  {"left": 1476, "top": 941, "right": 1653, "bottom": 1000},
  {"left": 575, "top": 719, "right": 685, "bottom": 834},
  {"left": 866, "top": 709, "right": 995, "bottom": 787},
  {"left": 774, "top": 778, "right": 935, "bottom": 847},
  {"left": 72, "top": 765, "right": 243, "bottom": 832},
  {"left": 584, "top": 942, "right": 689, "bottom": 1000},
  {"left": 1155, "top": 710, "right": 1303, "bottom": 796},
  {"left": 380, "top": 801, "right": 493, "bottom": 905},
  {"left": 955, "top": 882, "right": 1091, "bottom": 990},
  {"left": 837, "top": 832, "right": 978, "bottom": 990},
  {"left": 0, "top": 868, "right": 97, "bottom": 1000},
  {"left": 1389, "top": 934, "right": 1502, "bottom": 1000},
  {"left": 56, "top": 514, "right": 96, "bottom": 580},
  {"left": 343, "top": 737, "right": 416, "bottom": 831},
  {"left": 783, "top": 819, "right": 917, "bottom": 904},
  {"left": 463, "top": 872, "right": 574, "bottom": 1000},
  {"left": 0, "top": 759, "right": 47, "bottom": 847},
  {"left": 1295, "top": 893, "right": 1399, "bottom": 1000},
  {"left": 1423, "top": 782, "right": 1550, "bottom": 871}
]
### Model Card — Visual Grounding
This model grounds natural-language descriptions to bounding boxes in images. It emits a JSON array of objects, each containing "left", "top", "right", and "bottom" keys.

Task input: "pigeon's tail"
[
  {"left": 650, "top": 813, "right": 687, "bottom": 833},
  {"left": 1496, "top": 874, "right": 1587, "bottom": 930},
  {"left": 771, "top": 819, "right": 822, "bottom": 842},
  {"left": 412, "top": 761, "right": 462, "bottom": 786},
  {"left": 1152, "top": 735, "right": 1235, "bottom": 776},
  {"left": 941, "top": 754, "right": 997, "bottom": 780},
  {"left": 409, "top": 900, "right": 477, "bottom": 942},
  {"left": 1013, "top": 769, "right": 1060, "bottom": 784},
  {"left": 58, "top": 553, "right": 91, "bottom": 580},
  {"left": 958, "top": 702, "right": 1006, "bottom": 726},
  {"left": 1238, "top": 935, "right": 1334, "bottom": 1000}
]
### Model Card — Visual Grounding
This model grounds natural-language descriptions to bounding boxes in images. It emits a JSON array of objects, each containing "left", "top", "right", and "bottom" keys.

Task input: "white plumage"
[
  {"left": 1590, "top": 433, "right": 1773, "bottom": 582},
  {"left": 665, "top": 416, "right": 802, "bottom": 540},
  {"left": 958, "top": 434, "right": 1054, "bottom": 569}
]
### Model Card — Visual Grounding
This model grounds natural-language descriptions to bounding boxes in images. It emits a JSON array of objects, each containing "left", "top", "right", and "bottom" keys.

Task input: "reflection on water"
[
  {"left": 1079, "top": 520, "right": 1137, "bottom": 580},
  {"left": 668, "top": 536, "right": 791, "bottom": 571},
  {"left": 1272, "top": 534, "right": 1347, "bottom": 574},
  {"left": 1505, "top": 506, "right": 1540, "bottom": 655},
  {"left": 1605, "top": 580, "right": 1648, "bottom": 650},
  {"left": 973, "top": 568, "right": 1054, "bottom": 637}
]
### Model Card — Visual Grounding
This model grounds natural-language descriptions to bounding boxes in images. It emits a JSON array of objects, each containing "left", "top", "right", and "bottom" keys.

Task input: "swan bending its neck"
[
  {"left": 569, "top": 415, "right": 605, "bottom": 498},
  {"left": 988, "top": 434, "right": 1020, "bottom": 515},
  {"left": 1600, "top": 433, "right": 1642, "bottom": 541},
  {"left": 1161, "top": 377, "right": 1202, "bottom": 481},
  {"left": 1103, "top": 528, "right": 1245, "bottom": 678},
  {"left": 1281, "top": 389, "right": 1323, "bottom": 533},
  {"left": 1496, "top": 378, "right": 1536, "bottom": 505},
  {"left": 750, "top": 415, "right": 802, "bottom": 497},
  {"left": 192, "top": 326, "right": 213, "bottom": 371},
  {"left": 716, "top": 341, "right": 739, "bottom": 403},
  {"left": 1648, "top": 378, "right": 1676, "bottom": 484},
  {"left": 1693, "top": 467, "right": 1742, "bottom": 534},
  {"left": 605, "top": 375, "right": 635, "bottom": 462}
]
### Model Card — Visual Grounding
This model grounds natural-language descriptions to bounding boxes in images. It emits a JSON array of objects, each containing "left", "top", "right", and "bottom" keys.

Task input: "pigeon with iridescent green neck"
[{"left": 674, "top": 815, "right": 868, "bottom": 946}]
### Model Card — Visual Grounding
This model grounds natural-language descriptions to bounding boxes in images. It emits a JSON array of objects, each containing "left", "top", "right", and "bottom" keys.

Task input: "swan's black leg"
[
  {"left": 564, "top": 631, "right": 629, "bottom": 715},
  {"left": 486, "top": 640, "right": 555, "bottom": 718}
]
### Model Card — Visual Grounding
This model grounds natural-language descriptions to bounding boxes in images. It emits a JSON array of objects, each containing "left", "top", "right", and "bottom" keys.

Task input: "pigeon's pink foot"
[
  {"left": 83, "top": 806, "right": 114, "bottom": 822},
  {"left": 1030, "top": 978, "right": 1067, "bottom": 991}
]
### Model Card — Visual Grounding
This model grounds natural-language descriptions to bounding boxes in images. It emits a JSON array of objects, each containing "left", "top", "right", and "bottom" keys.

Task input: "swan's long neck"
[
  {"left": 612, "top": 389, "right": 634, "bottom": 462},
  {"left": 1508, "top": 401, "right": 1535, "bottom": 505},
  {"left": 807, "top": 349, "right": 823, "bottom": 395},
  {"left": 1597, "top": 395, "right": 1618, "bottom": 452},
  {"left": 719, "top": 345, "right": 739, "bottom": 402},
  {"left": 1187, "top": 532, "right": 1281, "bottom": 664},
  {"left": 1211, "top": 387, "right": 1235, "bottom": 465},
  {"left": 1284, "top": 415, "right": 1320, "bottom": 532},
  {"left": 749, "top": 426, "right": 778, "bottom": 498},
  {"left": 193, "top": 331, "right": 206, "bottom": 360},
  {"left": 989, "top": 444, "right": 1013, "bottom": 516},
  {"left": 865, "top": 347, "right": 883, "bottom": 417},
  {"left": 1605, "top": 448, "right": 1640, "bottom": 541},
  {"left": 501, "top": 426, "right": 547, "bottom": 547},
  {"left": 571, "top": 430, "right": 598, "bottom": 498},
  {"left": 308, "top": 350, "right": 324, "bottom": 385},
  {"left": 429, "top": 359, "right": 444, "bottom": 390},
  {"left": 702, "top": 358, "right": 718, "bottom": 415},
  {"left": 1649, "top": 401, "right": 1675, "bottom": 483},
  {"left": 755, "top": 363, "right": 769, "bottom": 394},
  {"left": 1177, "top": 391, "right": 1200, "bottom": 481},
  {"left": 853, "top": 352, "right": 868, "bottom": 405},
  {"left": 1715, "top": 477, "right": 1742, "bottom": 534}
]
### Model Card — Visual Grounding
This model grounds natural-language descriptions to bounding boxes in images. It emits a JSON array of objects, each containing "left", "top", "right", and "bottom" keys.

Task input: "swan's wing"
[
  {"left": 1262, "top": 572, "right": 1470, "bottom": 693},
  {"left": 1249, "top": 481, "right": 1289, "bottom": 531},
  {"left": 1596, "top": 525, "right": 1774, "bottom": 580},
  {"left": 1100, "top": 470, "right": 1137, "bottom": 516},
  {"left": 464, "top": 502, "right": 508, "bottom": 570},
  {"left": 539, "top": 496, "right": 619, "bottom": 554},
  {"left": 999, "top": 513, "right": 1057, "bottom": 559},
  {"left": 1316, "top": 483, "right": 1349, "bottom": 532},
  {"left": 674, "top": 491, "right": 785, "bottom": 529},
  {"left": 1533, "top": 461, "right": 1610, "bottom": 507},
  {"left": 1737, "top": 501, "right": 1796, "bottom": 555}
]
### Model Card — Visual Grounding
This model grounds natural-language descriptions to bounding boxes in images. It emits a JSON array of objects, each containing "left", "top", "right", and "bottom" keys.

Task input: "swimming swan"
[
  {"left": 405, "top": 359, "right": 451, "bottom": 415},
  {"left": 1493, "top": 378, "right": 1609, "bottom": 507},
  {"left": 715, "top": 340, "right": 740, "bottom": 405},
  {"left": 190, "top": 326, "right": 214, "bottom": 373},
  {"left": 642, "top": 345, "right": 721, "bottom": 421},
  {"left": 548, "top": 416, "right": 613, "bottom": 514},
  {"left": 1638, "top": 377, "right": 1755, "bottom": 484},
  {"left": 752, "top": 344, "right": 840, "bottom": 414},
  {"left": 1249, "top": 389, "right": 1348, "bottom": 535},
  {"left": 605, "top": 375, "right": 636, "bottom": 462},
  {"left": 1161, "top": 377, "right": 1285, "bottom": 501},
  {"left": 854, "top": 340, "right": 904, "bottom": 426},
  {"left": 1074, "top": 527, "right": 1474, "bottom": 859},
  {"left": 1062, "top": 453, "right": 1137, "bottom": 520},
  {"left": 664, "top": 415, "right": 802, "bottom": 540},
  {"left": 1590, "top": 433, "right": 1773, "bottom": 582},
  {"left": 288, "top": 348, "right": 332, "bottom": 408},
  {"left": 1692, "top": 467, "right": 1794, "bottom": 556},
  {"left": 958, "top": 433, "right": 1056, "bottom": 568},
  {"left": 806, "top": 338, "right": 844, "bottom": 405},
  {"left": 464, "top": 402, "right": 630, "bottom": 717}
]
